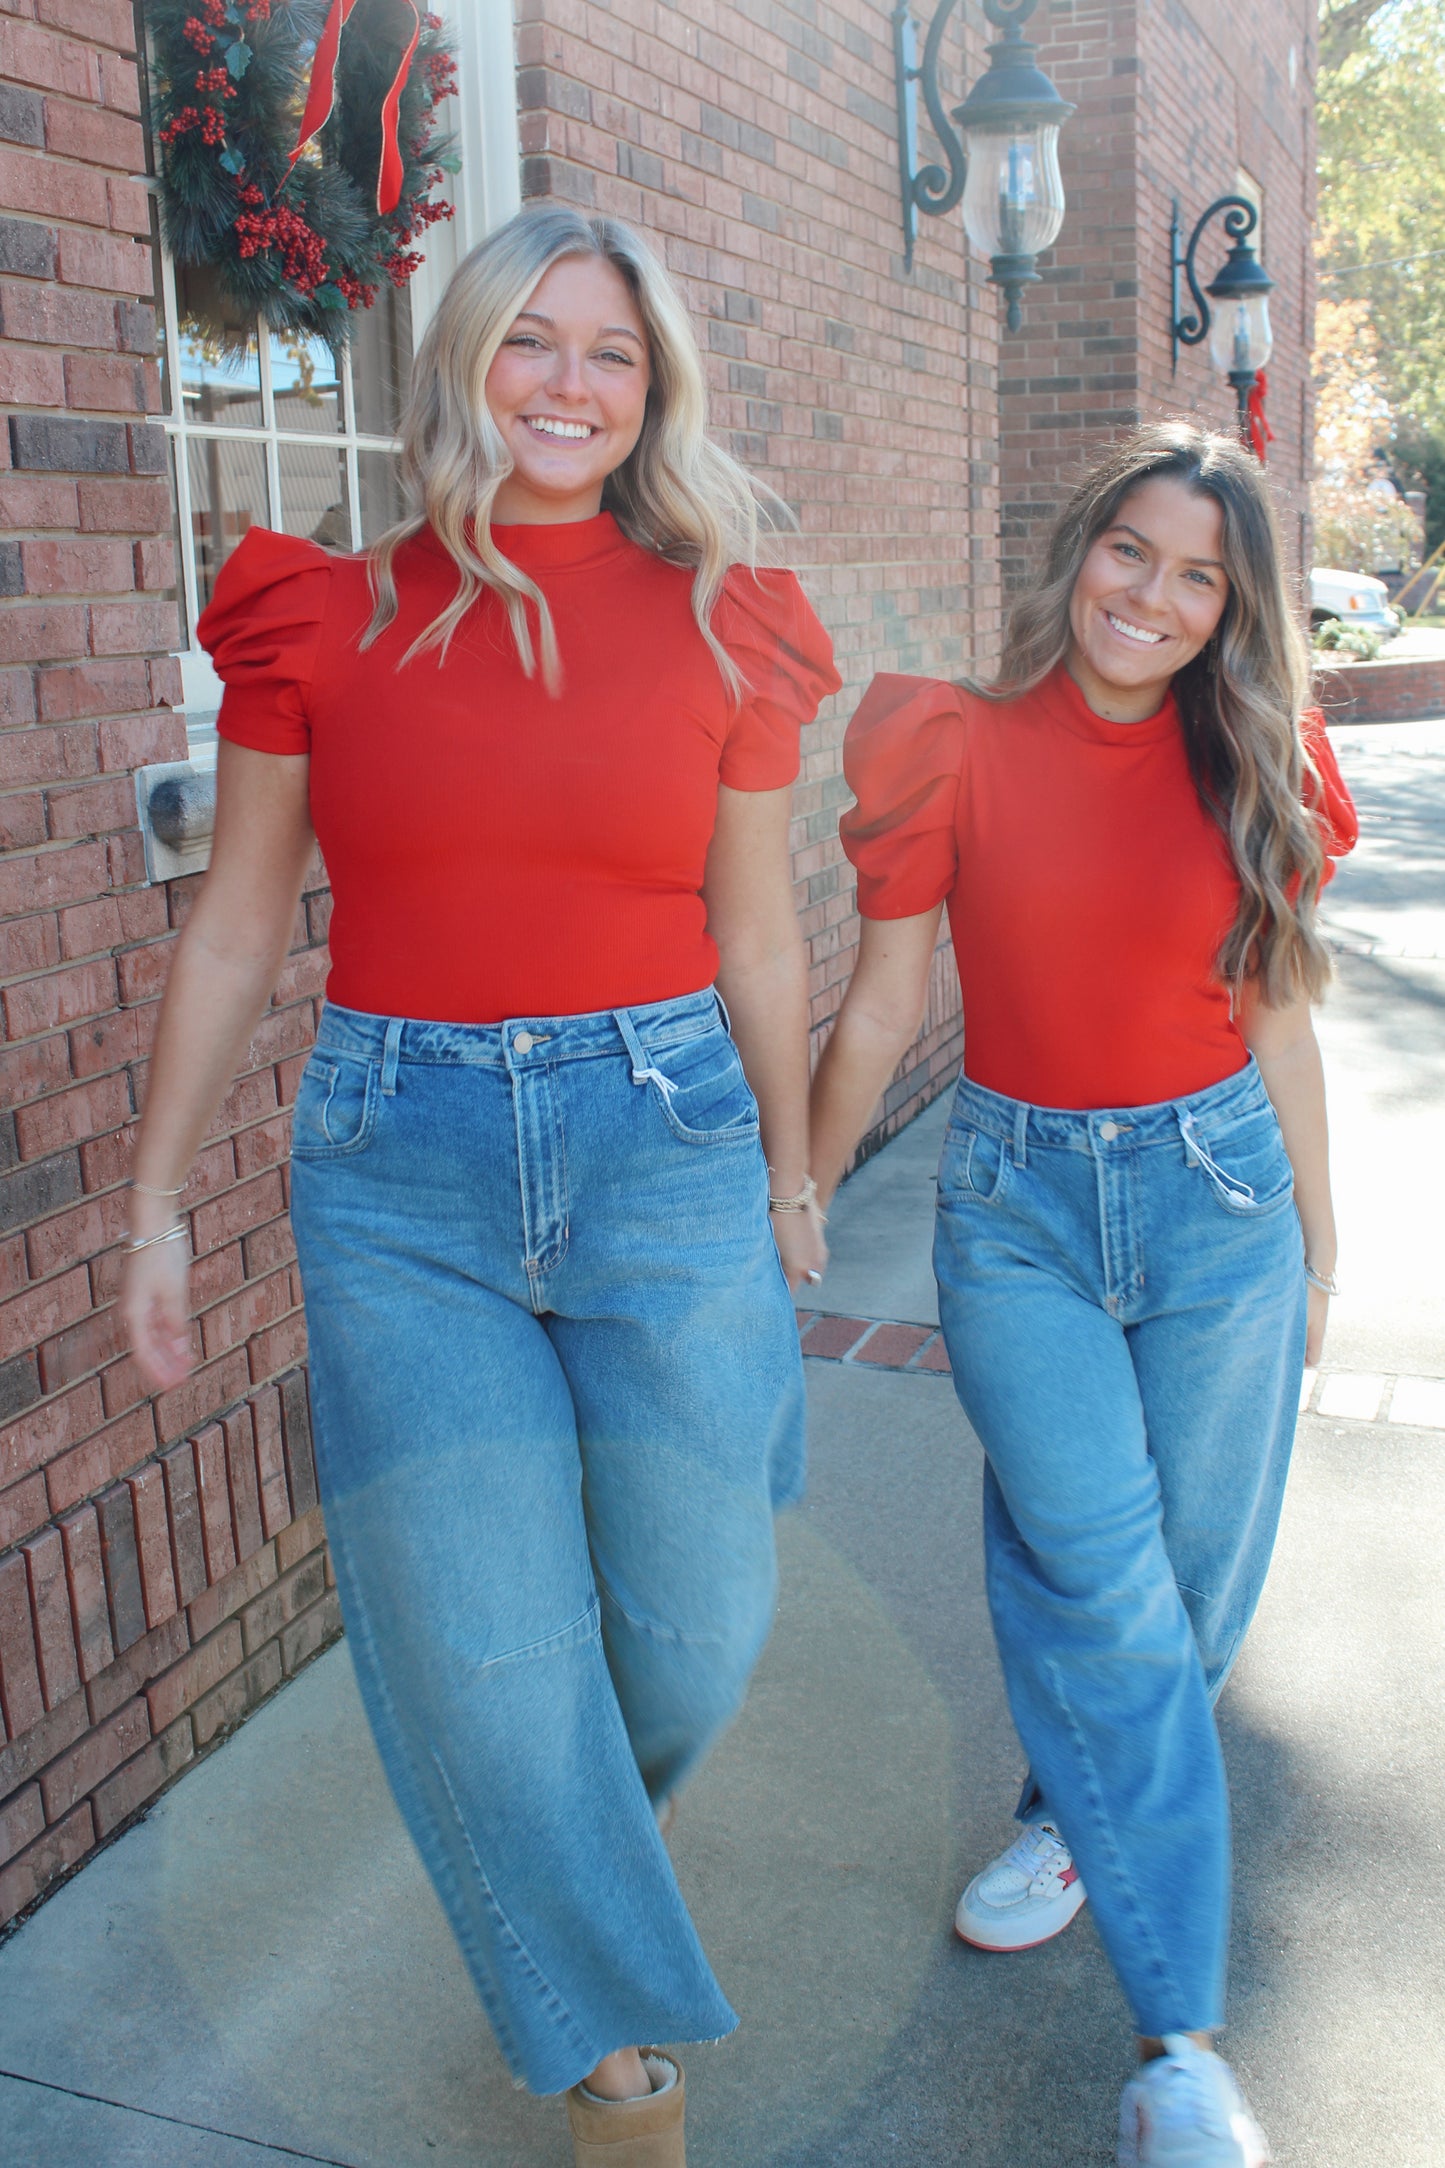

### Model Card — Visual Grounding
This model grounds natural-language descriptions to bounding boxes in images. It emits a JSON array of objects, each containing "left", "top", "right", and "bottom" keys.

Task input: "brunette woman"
[
  {"left": 810, "top": 424, "right": 1356, "bottom": 2168},
  {"left": 122, "top": 205, "right": 835, "bottom": 2167}
]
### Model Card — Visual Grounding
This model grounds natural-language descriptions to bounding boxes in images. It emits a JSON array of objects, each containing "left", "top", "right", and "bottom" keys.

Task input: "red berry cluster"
[
  {"left": 334, "top": 272, "right": 377, "bottom": 309},
  {"left": 423, "top": 48, "right": 458, "bottom": 103},
  {"left": 183, "top": 16, "right": 216, "bottom": 53},
  {"left": 193, "top": 65, "right": 237, "bottom": 97},
  {"left": 241, "top": 0, "right": 272, "bottom": 18},
  {"left": 235, "top": 200, "right": 330, "bottom": 295},
  {"left": 159, "top": 103, "right": 228, "bottom": 147}
]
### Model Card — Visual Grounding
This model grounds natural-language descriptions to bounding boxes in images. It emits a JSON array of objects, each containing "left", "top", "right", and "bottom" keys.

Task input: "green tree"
[{"left": 1316, "top": 0, "right": 1445, "bottom": 438}]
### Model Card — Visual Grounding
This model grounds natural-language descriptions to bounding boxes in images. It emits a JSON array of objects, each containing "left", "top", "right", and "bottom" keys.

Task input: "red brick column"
[{"left": 0, "top": 1, "right": 338, "bottom": 1928}]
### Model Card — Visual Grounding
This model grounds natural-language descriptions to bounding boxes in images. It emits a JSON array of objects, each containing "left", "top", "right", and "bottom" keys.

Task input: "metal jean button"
[
  {"left": 513, "top": 1031, "right": 534, "bottom": 1054},
  {"left": 1098, "top": 1119, "right": 1121, "bottom": 1141}
]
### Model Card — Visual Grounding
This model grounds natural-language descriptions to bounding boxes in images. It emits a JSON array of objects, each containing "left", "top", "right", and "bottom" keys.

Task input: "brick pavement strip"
[{"left": 799, "top": 1311, "right": 1445, "bottom": 1432}]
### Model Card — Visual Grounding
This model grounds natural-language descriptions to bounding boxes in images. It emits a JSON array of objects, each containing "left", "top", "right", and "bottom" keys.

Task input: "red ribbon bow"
[
  {"left": 1247, "top": 368, "right": 1274, "bottom": 466},
  {"left": 288, "top": 0, "right": 421, "bottom": 216}
]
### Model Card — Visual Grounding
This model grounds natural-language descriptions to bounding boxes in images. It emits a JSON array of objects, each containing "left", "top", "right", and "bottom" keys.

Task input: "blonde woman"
[
  {"left": 122, "top": 205, "right": 835, "bottom": 2164},
  {"left": 810, "top": 425, "right": 1356, "bottom": 2167}
]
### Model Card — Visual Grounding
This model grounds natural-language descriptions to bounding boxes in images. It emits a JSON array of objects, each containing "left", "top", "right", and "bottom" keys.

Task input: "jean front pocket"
[
  {"left": 938, "top": 1123, "right": 1011, "bottom": 1205},
  {"left": 641, "top": 1026, "right": 761, "bottom": 1147},
  {"left": 291, "top": 1050, "right": 380, "bottom": 1159},
  {"left": 1181, "top": 1107, "right": 1295, "bottom": 1216}
]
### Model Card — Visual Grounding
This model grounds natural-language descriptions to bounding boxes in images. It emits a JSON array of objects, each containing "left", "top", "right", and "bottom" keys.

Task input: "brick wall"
[
  {"left": 515, "top": 0, "right": 1009, "bottom": 1133},
  {"left": 1314, "top": 654, "right": 1445, "bottom": 724},
  {"left": 0, "top": 2, "right": 340, "bottom": 1929},
  {"left": 999, "top": 0, "right": 1318, "bottom": 601}
]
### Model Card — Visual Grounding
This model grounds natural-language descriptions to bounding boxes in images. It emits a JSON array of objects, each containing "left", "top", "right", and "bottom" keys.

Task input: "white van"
[{"left": 1310, "top": 567, "right": 1401, "bottom": 637}]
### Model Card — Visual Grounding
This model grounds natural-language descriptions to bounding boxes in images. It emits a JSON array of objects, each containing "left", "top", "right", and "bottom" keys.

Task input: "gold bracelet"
[{"left": 768, "top": 1174, "right": 818, "bottom": 1214}]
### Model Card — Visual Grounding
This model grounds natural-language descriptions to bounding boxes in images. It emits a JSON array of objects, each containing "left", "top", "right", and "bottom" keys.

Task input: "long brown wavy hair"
[{"left": 988, "top": 421, "right": 1329, "bottom": 1004}]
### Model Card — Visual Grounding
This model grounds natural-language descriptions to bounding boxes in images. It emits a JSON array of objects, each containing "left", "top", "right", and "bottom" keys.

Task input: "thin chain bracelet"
[
  {"left": 768, "top": 1173, "right": 821, "bottom": 1216},
  {"left": 125, "top": 1222, "right": 189, "bottom": 1256},
  {"left": 130, "top": 1177, "right": 185, "bottom": 1199},
  {"left": 1304, "top": 1263, "right": 1339, "bottom": 1296}
]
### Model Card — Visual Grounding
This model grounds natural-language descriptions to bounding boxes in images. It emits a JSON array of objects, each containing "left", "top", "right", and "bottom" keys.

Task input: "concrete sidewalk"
[{"left": 0, "top": 722, "right": 1442, "bottom": 2167}]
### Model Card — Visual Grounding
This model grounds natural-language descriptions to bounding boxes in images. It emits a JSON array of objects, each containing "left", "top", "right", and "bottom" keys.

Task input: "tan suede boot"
[{"left": 565, "top": 2052, "right": 685, "bottom": 2167}]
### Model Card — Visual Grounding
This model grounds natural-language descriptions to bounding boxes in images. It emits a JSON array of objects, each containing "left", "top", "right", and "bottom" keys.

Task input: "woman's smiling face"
[
  {"left": 485, "top": 253, "right": 651, "bottom": 524},
  {"left": 1066, "top": 475, "right": 1231, "bottom": 721}
]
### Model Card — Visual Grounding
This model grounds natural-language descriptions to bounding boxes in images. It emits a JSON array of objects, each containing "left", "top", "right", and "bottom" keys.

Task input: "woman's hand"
[
  {"left": 770, "top": 1200, "right": 829, "bottom": 1294},
  {"left": 1305, "top": 1281, "right": 1330, "bottom": 1369},
  {"left": 120, "top": 1232, "right": 195, "bottom": 1393}
]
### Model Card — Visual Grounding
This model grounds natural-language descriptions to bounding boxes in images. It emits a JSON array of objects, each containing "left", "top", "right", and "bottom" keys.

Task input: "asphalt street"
[{"left": 0, "top": 719, "right": 1440, "bottom": 2168}]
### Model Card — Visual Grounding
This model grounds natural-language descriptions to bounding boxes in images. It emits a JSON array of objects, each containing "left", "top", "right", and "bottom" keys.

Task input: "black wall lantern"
[
  {"left": 1170, "top": 197, "right": 1275, "bottom": 434},
  {"left": 893, "top": 0, "right": 1075, "bottom": 330}
]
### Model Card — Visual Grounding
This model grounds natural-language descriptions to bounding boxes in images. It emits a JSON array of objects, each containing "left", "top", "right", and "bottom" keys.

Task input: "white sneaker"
[
  {"left": 1118, "top": 2035, "right": 1271, "bottom": 2167},
  {"left": 954, "top": 1821, "right": 1087, "bottom": 1951}
]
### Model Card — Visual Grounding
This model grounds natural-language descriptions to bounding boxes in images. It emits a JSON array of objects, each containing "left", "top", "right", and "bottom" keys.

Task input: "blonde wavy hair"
[
  {"left": 988, "top": 421, "right": 1329, "bottom": 1004},
  {"left": 362, "top": 204, "right": 774, "bottom": 695}
]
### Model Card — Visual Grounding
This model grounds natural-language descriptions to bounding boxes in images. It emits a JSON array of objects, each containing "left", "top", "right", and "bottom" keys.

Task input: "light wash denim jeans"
[
  {"left": 933, "top": 1058, "right": 1307, "bottom": 2036},
  {"left": 288, "top": 989, "right": 803, "bottom": 2095}
]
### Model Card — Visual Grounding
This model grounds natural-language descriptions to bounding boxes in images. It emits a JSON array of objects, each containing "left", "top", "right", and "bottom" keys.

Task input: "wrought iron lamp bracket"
[
  {"left": 893, "top": 0, "right": 1044, "bottom": 270},
  {"left": 1170, "top": 193, "right": 1260, "bottom": 374}
]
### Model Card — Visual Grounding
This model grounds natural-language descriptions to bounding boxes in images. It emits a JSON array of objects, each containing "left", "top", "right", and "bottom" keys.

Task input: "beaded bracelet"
[{"left": 768, "top": 1174, "right": 817, "bottom": 1214}]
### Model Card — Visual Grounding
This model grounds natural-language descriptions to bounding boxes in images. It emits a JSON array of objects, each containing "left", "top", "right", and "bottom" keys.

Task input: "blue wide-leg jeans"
[
  {"left": 933, "top": 1059, "right": 1306, "bottom": 2036},
  {"left": 287, "top": 990, "right": 804, "bottom": 2094}
]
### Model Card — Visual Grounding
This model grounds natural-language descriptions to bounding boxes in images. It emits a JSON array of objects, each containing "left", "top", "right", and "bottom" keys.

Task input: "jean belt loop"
[
  {"left": 614, "top": 1007, "right": 677, "bottom": 1101},
  {"left": 1012, "top": 1102, "right": 1029, "bottom": 1169},
  {"left": 380, "top": 1016, "right": 403, "bottom": 1098}
]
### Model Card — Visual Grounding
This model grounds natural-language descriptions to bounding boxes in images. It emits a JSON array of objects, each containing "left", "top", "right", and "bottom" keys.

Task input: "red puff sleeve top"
[
  {"left": 198, "top": 515, "right": 840, "bottom": 1023},
  {"left": 840, "top": 662, "right": 1358, "bottom": 1109}
]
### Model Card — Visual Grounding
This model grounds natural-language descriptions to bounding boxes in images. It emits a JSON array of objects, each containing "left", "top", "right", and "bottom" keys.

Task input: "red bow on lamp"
[
  {"left": 288, "top": 0, "right": 421, "bottom": 215},
  {"left": 1247, "top": 369, "right": 1274, "bottom": 465}
]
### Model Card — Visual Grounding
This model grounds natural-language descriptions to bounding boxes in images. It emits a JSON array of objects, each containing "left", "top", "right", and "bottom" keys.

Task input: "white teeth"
[
  {"left": 526, "top": 416, "right": 593, "bottom": 440},
  {"left": 1106, "top": 611, "right": 1165, "bottom": 645}
]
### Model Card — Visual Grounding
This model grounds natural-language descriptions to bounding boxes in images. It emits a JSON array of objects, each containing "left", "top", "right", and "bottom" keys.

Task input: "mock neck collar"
[
  {"left": 417, "top": 510, "right": 634, "bottom": 572},
  {"left": 1034, "top": 658, "right": 1180, "bottom": 746}
]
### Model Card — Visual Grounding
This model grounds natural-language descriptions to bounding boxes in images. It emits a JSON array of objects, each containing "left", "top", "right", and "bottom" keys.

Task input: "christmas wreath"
[{"left": 148, "top": 0, "right": 458, "bottom": 344}]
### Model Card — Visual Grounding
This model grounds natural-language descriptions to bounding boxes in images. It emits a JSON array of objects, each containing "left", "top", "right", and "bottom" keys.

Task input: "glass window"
[
  {"left": 270, "top": 330, "right": 344, "bottom": 435},
  {"left": 278, "top": 443, "right": 350, "bottom": 547},
  {"left": 358, "top": 446, "right": 408, "bottom": 540},
  {"left": 176, "top": 263, "right": 263, "bottom": 427},
  {"left": 351, "top": 283, "right": 413, "bottom": 439},
  {"left": 186, "top": 435, "right": 268, "bottom": 610},
  {"left": 155, "top": 250, "right": 411, "bottom": 657}
]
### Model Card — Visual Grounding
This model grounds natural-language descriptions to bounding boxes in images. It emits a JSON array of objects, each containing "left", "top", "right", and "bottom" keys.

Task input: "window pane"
[
  {"left": 357, "top": 449, "right": 407, "bottom": 544},
  {"left": 278, "top": 442, "right": 350, "bottom": 549},
  {"left": 176, "top": 262, "right": 262, "bottom": 427},
  {"left": 187, "top": 435, "right": 268, "bottom": 610},
  {"left": 270, "top": 330, "right": 344, "bottom": 435},
  {"left": 351, "top": 283, "right": 413, "bottom": 439}
]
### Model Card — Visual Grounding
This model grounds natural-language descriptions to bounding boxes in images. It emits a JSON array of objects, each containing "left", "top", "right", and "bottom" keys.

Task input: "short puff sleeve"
[
  {"left": 197, "top": 527, "right": 332, "bottom": 755},
  {"left": 840, "top": 675, "right": 966, "bottom": 919},
  {"left": 1300, "top": 708, "right": 1359, "bottom": 890},
  {"left": 712, "top": 566, "right": 841, "bottom": 790}
]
